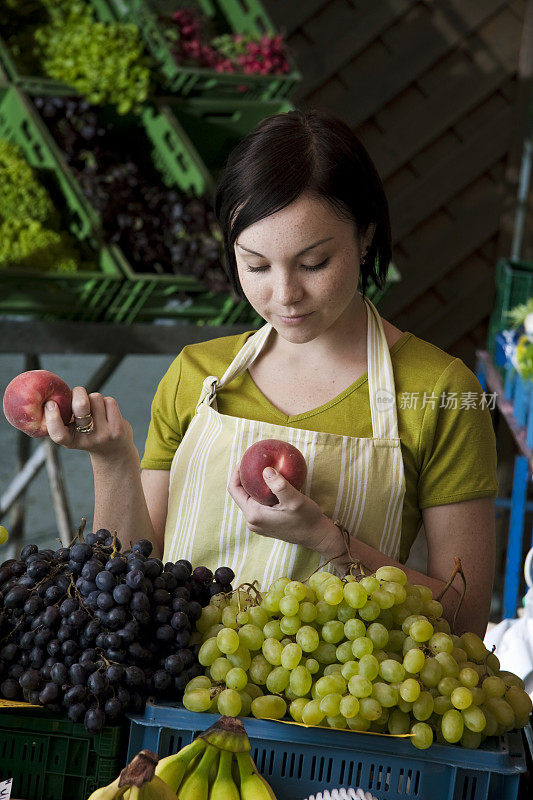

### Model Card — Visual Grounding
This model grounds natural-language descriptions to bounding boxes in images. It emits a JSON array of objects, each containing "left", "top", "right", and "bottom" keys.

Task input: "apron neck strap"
[
  {"left": 365, "top": 297, "right": 400, "bottom": 440},
  {"left": 195, "top": 323, "right": 272, "bottom": 411}
]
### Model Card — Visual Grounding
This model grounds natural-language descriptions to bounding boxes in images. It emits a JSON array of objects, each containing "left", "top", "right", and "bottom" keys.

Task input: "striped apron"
[{"left": 163, "top": 297, "right": 406, "bottom": 590}]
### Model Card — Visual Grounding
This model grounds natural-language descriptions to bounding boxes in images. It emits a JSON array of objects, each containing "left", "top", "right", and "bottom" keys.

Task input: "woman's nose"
[{"left": 272, "top": 271, "right": 304, "bottom": 306}]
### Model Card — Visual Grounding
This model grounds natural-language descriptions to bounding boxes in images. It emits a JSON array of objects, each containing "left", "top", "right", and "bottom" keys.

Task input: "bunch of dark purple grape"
[
  {"left": 32, "top": 95, "right": 230, "bottom": 294},
  {"left": 0, "top": 527, "right": 234, "bottom": 733}
]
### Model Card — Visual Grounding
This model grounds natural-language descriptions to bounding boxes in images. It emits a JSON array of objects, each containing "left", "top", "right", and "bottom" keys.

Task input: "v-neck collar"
[{"left": 243, "top": 331, "right": 412, "bottom": 423}]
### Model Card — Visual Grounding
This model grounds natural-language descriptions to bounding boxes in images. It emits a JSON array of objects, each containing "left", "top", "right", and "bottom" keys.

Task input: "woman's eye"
[
  {"left": 246, "top": 264, "right": 269, "bottom": 273},
  {"left": 301, "top": 258, "right": 329, "bottom": 270},
  {"left": 245, "top": 258, "right": 329, "bottom": 273}
]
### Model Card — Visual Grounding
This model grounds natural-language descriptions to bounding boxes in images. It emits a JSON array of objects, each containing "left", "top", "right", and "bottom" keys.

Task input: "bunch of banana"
[
  {"left": 86, "top": 717, "right": 279, "bottom": 800},
  {"left": 154, "top": 716, "right": 279, "bottom": 799},
  {"left": 87, "top": 750, "right": 177, "bottom": 800}
]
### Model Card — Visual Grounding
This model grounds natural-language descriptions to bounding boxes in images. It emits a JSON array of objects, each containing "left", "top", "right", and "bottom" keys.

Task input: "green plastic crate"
[
  {"left": 108, "top": 280, "right": 263, "bottom": 325},
  {"left": 150, "top": 94, "right": 293, "bottom": 184},
  {"left": 0, "top": 707, "right": 125, "bottom": 800},
  {"left": 22, "top": 82, "right": 276, "bottom": 325},
  {"left": 24, "top": 85, "right": 240, "bottom": 324},
  {"left": 488, "top": 258, "right": 533, "bottom": 353},
  {"left": 0, "top": 84, "right": 125, "bottom": 321},
  {"left": 0, "top": 0, "right": 121, "bottom": 95},
  {"left": 110, "top": 0, "right": 300, "bottom": 99},
  {"left": 0, "top": 84, "right": 101, "bottom": 241},
  {"left": 108, "top": 96, "right": 291, "bottom": 324},
  {"left": 110, "top": 0, "right": 273, "bottom": 31}
]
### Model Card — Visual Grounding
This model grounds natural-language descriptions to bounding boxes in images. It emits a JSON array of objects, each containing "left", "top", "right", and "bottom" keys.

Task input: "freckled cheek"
[
  {"left": 239, "top": 276, "right": 269, "bottom": 307},
  {"left": 319, "top": 273, "right": 353, "bottom": 305}
]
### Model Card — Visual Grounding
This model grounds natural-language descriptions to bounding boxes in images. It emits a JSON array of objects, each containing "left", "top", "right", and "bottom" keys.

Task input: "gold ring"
[{"left": 74, "top": 415, "right": 94, "bottom": 434}]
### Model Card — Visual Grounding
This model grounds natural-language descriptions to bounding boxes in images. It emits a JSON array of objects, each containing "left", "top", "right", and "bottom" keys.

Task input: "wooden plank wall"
[{"left": 262, "top": 0, "right": 527, "bottom": 368}]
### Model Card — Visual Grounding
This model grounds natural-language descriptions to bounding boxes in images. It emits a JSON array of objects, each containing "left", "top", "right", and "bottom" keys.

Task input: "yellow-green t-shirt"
[{"left": 140, "top": 330, "right": 498, "bottom": 563}]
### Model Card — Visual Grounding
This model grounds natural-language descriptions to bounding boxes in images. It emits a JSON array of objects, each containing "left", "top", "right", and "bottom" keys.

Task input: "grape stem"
[
  {"left": 109, "top": 530, "right": 120, "bottom": 559},
  {"left": 302, "top": 521, "right": 371, "bottom": 581},
  {"left": 68, "top": 517, "right": 87, "bottom": 546},
  {"left": 234, "top": 581, "right": 262, "bottom": 607},
  {"left": 436, "top": 556, "right": 466, "bottom": 634}
]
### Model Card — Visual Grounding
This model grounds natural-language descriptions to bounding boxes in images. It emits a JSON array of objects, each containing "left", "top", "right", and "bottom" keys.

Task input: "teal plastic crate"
[
  {"left": 110, "top": 0, "right": 300, "bottom": 99},
  {"left": 0, "top": 84, "right": 125, "bottom": 322},
  {"left": 488, "top": 258, "right": 533, "bottom": 353},
  {"left": 127, "top": 703, "right": 528, "bottom": 800},
  {"left": 0, "top": 707, "right": 125, "bottom": 800}
]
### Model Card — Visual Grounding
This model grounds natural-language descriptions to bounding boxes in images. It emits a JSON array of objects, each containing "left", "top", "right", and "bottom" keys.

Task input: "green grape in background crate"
[
  {"left": 0, "top": 137, "right": 83, "bottom": 272},
  {"left": 0, "top": 84, "right": 127, "bottom": 322},
  {"left": 0, "top": 0, "right": 152, "bottom": 113}
]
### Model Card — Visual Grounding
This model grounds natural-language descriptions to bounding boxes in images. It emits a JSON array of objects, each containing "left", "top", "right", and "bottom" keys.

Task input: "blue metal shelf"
[{"left": 476, "top": 350, "right": 533, "bottom": 618}]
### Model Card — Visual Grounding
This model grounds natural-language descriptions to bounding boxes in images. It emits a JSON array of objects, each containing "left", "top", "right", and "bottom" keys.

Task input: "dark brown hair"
[{"left": 214, "top": 107, "right": 391, "bottom": 299}]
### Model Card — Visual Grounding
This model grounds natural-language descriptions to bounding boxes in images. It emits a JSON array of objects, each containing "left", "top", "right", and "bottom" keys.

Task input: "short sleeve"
[
  {"left": 417, "top": 359, "right": 498, "bottom": 508},
  {"left": 140, "top": 356, "right": 183, "bottom": 470}
]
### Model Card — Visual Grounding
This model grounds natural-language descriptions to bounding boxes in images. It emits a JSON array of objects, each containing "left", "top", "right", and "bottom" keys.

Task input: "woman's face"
[{"left": 234, "top": 192, "right": 373, "bottom": 344}]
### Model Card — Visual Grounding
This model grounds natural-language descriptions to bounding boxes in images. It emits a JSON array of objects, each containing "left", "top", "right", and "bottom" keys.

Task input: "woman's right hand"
[{"left": 44, "top": 385, "right": 134, "bottom": 460}]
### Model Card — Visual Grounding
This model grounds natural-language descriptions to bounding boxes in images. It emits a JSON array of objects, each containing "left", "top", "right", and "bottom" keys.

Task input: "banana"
[
  {"left": 90, "top": 749, "right": 180, "bottom": 800},
  {"left": 121, "top": 775, "right": 180, "bottom": 800},
  {"left": 87, "top": 776, "right": 129, "bottom": 800},
  {"left": 136, "top": 775, "right": 179, "bottom": 800},
  {"left": 208, "top": 749, "right": 239, "bottom": 800},
  {"left": 155, "top": 737, "right": 207, "bottom": 791},
  {"left": 236, "top": 752, "right": 278, "bottom": 800},
  {"left": 251, "top": 758, "right": 279, "bottom": 799},
  {"left": 177, "top": 743, "right": 220, "bottom": 800},
  {"left": 202, "top": 716, "right": 250, "bottom": 753}
]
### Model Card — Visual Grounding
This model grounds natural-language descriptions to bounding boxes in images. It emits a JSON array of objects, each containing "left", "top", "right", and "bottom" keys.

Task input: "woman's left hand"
[{"left": 227, "top": 464, "right": 336, "bottom": 553}]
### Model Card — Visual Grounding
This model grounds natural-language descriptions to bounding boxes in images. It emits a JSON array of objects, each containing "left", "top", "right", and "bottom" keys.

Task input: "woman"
[{"left": 45, "top": 109, "right": 497, "bottom": 636}]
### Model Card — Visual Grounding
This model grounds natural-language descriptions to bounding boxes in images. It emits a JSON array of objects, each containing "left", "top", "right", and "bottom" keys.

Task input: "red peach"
[
  {"left": 3, "top": 370, "right": 72, "bottom": 438},
  {"left": 239, "top": 439, "right": 307, "bottom": 506}
]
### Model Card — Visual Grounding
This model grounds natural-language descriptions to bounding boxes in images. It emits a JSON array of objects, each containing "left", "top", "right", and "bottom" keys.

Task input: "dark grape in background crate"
[{"left": 29, "top": 89, "right": 247, "bottom": 325}]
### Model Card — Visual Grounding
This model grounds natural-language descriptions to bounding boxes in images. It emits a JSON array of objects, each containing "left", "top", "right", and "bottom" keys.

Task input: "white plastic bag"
[
  {"left": 305, "top": 790, "right": 378, "bottom": 800},
  {"left": 484, "top": 548, "right": 533, "bottom": 697}
]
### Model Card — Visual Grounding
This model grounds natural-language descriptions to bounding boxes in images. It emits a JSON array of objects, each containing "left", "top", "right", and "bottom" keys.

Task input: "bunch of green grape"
[
  {"left": 0, "top": 139, "right": 81, "bottom": 271},
  {"left": 183, "top": 566, "right": 532, "bottom": 750}
]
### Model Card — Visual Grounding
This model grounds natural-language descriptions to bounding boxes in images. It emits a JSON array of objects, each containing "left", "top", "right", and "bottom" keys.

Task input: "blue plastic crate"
[{"left": 127, "top": 703, "right": 527, "bottom": 800}]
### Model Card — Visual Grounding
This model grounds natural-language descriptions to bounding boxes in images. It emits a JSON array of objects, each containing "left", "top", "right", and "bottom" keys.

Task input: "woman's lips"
[{"left": 278, "top": 312, "right": 313, "bottom": 325}]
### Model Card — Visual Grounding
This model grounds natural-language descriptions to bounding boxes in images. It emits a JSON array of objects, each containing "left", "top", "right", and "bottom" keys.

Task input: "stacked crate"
[{"left": 0, "top": 0, "right": 299, "bottom": 325}]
